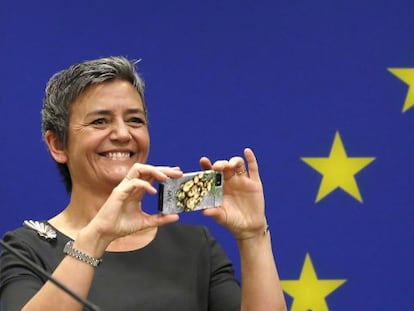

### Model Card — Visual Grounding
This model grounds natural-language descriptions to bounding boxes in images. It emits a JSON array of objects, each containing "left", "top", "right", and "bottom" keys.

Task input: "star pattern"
[
  {"left": 301, "top": 132, "right": 375, "bottom": 203},
  {"left": 281, "top": 253, "right": 346, "bottom": 311},
  {"left": 388, "top": 68, "right": 414, "bottom": 113}
]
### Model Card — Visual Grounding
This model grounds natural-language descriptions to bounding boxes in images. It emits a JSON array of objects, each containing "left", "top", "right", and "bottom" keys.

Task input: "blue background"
[{"left": 1, "top": 1, "right": 414, "bottom": 309}]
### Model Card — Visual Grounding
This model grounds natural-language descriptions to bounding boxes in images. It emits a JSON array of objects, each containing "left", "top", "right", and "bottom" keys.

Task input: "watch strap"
[{"left": 63, "top": 240, "right": 102, "bottom": 267}]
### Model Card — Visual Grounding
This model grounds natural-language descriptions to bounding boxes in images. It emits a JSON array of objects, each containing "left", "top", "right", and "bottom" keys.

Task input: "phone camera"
[{"left": 215, "top": 173, "right": 222, "bottom": 187}]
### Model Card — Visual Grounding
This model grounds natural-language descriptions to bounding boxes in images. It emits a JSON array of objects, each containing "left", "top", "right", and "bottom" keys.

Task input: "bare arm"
[
  {"left": 201, "top": 148, "right": 287, "bottom": 311},
  {"left": 237, "top": 230, "right": 286, "bottom": 311},
  {"left": 21, "top": 228, "right": 105, "bottom": 311}
]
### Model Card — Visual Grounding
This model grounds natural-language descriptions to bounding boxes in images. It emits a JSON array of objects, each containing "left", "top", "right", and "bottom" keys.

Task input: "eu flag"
[{"left": 1, "top": 1, "right": 413, "bottom": 309}]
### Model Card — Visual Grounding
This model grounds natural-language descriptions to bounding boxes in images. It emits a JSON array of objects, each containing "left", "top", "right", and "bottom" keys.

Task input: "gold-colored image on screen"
[{"left": 158, "top": 170, "right": 223, "bottom": 214}]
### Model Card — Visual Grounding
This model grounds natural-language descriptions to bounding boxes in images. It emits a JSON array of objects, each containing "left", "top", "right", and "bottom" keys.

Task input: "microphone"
[{"left": 0, "top": 239, "right": 101, "bottom": 311}]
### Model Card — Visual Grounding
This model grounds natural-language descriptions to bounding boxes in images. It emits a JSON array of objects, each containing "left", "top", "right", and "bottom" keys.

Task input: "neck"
[{"left": 48, "top": 184, "right": 112, "bottom": 236}]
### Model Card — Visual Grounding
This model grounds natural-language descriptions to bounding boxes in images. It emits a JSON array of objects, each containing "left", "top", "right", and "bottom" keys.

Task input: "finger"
[
  {"left": 199, "top": 157, "right": 212, "bottom": 170},
  {"left": 244, "top": 148, "right": 260, "bottom": 181},
  {"left": 134, "top": 164, "right": 167, "bottom": 181},
  {"left": 211, "top": 159, "right": 228, "bottom": 170},
  {"left": 124, "top": 163, "right": 144, "bottom": 180},
  {"left": 157, "top": 166, "right": 183, "bottom": 179},
  {"left": 229, "top": 156, "right": 248, "bottom": 176},
  {"left": 212, "top": 160, "right": 235, "bottom": 180},
  {"left": 116, "top": 178, "right": 158, "bottom": 197},
  {"left": 125, "top": 164, "right": 182, "bottom": 183}
]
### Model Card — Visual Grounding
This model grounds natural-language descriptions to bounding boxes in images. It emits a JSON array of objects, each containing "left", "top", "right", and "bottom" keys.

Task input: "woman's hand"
[
  {"left": 90, "top": 164, "right": 182, "bottom": 242},
  {"left": 200, "top": 148, "right": 267, "bottom": 240}
]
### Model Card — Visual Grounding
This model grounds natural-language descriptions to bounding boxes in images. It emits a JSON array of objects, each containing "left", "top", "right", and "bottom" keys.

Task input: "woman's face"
[{"left": 63, "top": 80, "right": 150, "bottom": 192}]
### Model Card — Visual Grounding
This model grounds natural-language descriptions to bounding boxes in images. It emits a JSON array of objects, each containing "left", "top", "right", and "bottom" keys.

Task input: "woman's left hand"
[{"left": 200, "top": 148, "right": 267, "bottom": 240}]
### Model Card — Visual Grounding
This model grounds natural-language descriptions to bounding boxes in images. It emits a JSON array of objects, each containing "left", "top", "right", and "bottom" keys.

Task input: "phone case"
[{"left": 158, "top": 170, "right": 223, "bottom": 214}]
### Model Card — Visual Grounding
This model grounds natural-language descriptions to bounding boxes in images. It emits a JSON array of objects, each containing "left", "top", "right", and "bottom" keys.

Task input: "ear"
[{"left": 44, "top": 130, "right": 68, "bottom": 164}]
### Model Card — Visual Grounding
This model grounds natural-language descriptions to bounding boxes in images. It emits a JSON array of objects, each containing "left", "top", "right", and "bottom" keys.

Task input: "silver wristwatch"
[{"left": 63, "top": 240, "right": 102, "bottom": 267}]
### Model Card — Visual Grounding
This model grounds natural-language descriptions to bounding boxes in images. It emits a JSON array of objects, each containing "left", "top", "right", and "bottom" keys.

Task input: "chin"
[
  {"left": 111, "top": 171, "right": 129, "bottom": 182},
  {"left": 101, "top": 177, "right": 124, "bottom": 191},
  {"left": 100, "top": 169, "right": 128, "bottom": 186}
]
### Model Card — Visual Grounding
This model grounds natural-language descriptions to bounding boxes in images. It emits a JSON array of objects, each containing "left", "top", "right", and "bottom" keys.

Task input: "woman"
[{"left": 0, "top": 56, "right": 286, "bottom": 310}]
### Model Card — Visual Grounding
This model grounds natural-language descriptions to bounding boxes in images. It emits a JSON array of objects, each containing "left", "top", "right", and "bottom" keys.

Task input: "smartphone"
[{"left": 158, "top": 170, "right": 223, "bottom": 214}]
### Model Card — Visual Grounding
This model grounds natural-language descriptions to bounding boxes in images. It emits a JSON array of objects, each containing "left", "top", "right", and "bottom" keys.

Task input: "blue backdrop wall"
[{"left": 1, "top": 1, "right": 414, "bottom": 310}]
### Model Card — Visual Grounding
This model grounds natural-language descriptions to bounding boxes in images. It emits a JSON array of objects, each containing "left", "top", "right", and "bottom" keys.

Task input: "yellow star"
[
  {"left": 281, "top": 253, "right": 346, "bottom": 311},
  {"left": 301, "top": 132, "right": 375, "bottom": 203},
  {"left": 388, "top": 68, "right": 414, "bottom": 113}
]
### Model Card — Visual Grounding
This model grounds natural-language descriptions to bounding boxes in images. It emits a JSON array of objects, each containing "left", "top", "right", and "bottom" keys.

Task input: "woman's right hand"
[{"left": 89, "top": 163, "right": 183, "bottom": 243}]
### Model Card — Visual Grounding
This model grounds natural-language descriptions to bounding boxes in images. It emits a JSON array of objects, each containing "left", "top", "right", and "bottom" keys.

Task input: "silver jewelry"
[
  {"left": 23, "top": 220, "right": 57, "bottom": 240},
  {"left": 63, "top": 241, "right": 102, "bottom": 267}
]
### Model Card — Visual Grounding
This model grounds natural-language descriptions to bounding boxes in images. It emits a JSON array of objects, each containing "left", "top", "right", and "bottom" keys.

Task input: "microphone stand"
[{"left": 0, "top": 239, "right": 101, "bottom": 311}]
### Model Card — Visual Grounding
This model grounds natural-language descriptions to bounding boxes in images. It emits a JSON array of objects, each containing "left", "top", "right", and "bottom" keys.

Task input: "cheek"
[
  {"left": 138, "top": 129, "right": 150, "bottom": 147},
  {"left": 67, "top": 133, "right": 104, "bottom": 160},
  {"left": 145, "top": 133, "right": 150, "bottom": 148},
  {"left": 143, "top": 136, "right": 150, "bottom": 154},
  {"left": 136, "top": 131, "right": 150, "bottom": 159}
]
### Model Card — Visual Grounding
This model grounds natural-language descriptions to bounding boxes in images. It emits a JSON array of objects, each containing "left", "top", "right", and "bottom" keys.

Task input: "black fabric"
[{"left": 0, "top": 223, "right": 241, "bottom": 311}]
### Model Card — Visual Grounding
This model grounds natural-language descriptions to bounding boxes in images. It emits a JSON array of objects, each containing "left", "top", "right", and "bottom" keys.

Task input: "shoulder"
[
  {"left": 1, "top": 220, "right": 67, "bottom": 267},
  {"left": 2, "top": 221, "right": 59, "bottom": 244}
]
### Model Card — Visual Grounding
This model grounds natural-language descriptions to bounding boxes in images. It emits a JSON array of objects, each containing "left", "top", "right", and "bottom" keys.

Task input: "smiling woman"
[
  {"left": 0, "top": 56, "right": 286, "bottom": 311},
  {"left": 46, "top": 80, "right": 150, "bottom": 193},
  {"left": 41, "top": 57, "right": 148, "bottom": 193}
]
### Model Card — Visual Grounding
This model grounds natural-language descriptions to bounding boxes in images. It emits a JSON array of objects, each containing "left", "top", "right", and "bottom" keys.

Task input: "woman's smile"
[{"left": 100, "top": 151, "right": 134, "bottom": 160}]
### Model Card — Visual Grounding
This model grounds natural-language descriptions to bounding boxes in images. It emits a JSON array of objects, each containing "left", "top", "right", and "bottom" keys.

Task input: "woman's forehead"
[{"left": 70, "top": 80, "right": 144, "bottom": 114}]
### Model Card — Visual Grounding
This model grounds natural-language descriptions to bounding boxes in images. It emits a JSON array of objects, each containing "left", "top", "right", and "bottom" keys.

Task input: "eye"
[
  {"left": 90, "top": 118, "right": 108, "bottom": 125},
  {"left": 128, "top": 117, "right": 146, "bottom": 125}
]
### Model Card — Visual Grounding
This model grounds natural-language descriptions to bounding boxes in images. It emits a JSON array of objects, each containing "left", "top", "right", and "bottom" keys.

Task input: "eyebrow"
[{"left": 85, "top": 108, "right": 146, "bottom": 118}]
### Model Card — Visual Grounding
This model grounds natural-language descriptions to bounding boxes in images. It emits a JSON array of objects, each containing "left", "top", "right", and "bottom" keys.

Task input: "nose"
[{"left": 110, "top": 121, "right": 131, "bottom": 142}]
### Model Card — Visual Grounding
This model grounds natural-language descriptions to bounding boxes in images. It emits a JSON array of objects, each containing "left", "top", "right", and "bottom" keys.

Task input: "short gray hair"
[{"left": 41, "top": 56, "right": 146, "bottom": 192}]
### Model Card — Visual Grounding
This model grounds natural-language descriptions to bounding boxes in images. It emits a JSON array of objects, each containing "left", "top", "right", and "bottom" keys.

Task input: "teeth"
[{"left": 106, "top": 152, "right": 130, "bottom": 160}]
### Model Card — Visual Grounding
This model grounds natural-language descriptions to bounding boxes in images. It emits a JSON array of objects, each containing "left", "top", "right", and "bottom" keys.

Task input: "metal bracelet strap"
[{"left": 63, "top": 240, "right": 102, "bottom": 267}]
